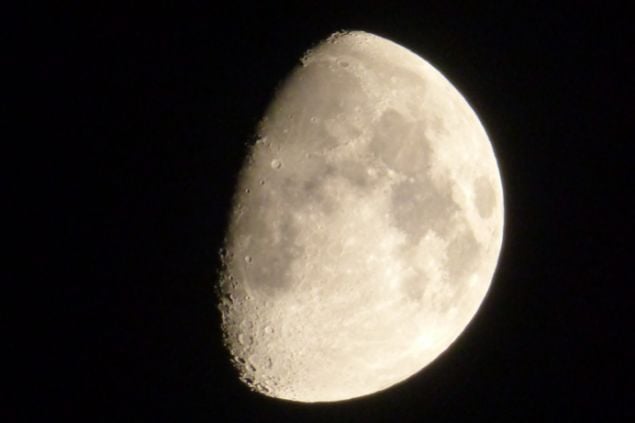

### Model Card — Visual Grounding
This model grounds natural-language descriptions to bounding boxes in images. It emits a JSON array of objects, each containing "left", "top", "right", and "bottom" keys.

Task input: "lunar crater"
[{"left": 473, "top": 175, "right": 497, "bottom": 218}]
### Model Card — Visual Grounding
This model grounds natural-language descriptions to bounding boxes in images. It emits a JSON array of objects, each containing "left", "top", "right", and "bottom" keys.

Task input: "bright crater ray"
[{"left": 217, "top": 30, "right": 504, "bottom": 402}]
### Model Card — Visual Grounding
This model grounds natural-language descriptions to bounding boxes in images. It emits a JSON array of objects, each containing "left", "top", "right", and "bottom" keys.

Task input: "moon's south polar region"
[{"left": 218, "top": 31, "right": 504, "bottom": 402}]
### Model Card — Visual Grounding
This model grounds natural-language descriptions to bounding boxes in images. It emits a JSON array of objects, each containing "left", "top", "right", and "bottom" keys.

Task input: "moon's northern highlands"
[{"left": 218, "top": 31, "right": 504, "bottom": 402}]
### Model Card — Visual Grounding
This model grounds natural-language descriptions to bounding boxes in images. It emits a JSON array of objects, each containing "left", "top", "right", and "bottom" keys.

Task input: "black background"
[{"left": 12, "top": 2, "right": 630, "bottom": 421}]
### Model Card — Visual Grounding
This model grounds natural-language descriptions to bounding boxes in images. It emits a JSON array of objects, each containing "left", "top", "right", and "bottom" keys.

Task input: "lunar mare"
[{"left": 218, "top": 30, "right": 504, "bottom": 402}]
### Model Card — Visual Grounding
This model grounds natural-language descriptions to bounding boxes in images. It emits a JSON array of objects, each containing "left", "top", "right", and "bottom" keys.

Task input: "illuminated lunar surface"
[{"left": 217, "top": 30, "right": 504, "bottom": 402}]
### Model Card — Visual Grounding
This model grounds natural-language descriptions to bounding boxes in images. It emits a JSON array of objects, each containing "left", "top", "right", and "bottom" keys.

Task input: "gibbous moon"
[{"left": 217, "top": 30, "right": 504, "bottom": 403}]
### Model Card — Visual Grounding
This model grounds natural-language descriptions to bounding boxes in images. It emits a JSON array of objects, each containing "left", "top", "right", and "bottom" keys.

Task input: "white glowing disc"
[{"left": 218, "top": 30, "right": 504, "bottom": 402}]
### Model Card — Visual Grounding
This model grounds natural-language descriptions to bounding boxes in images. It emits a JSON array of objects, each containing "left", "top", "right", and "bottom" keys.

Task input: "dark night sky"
[{"left": 12, "top": 2, "right": 630, "bottom": 421}]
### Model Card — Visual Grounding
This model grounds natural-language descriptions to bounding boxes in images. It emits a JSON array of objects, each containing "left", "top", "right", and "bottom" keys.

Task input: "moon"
[{"left": 217, "top": 30, "right": 504, "bottom": 403}]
